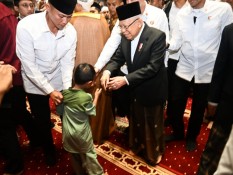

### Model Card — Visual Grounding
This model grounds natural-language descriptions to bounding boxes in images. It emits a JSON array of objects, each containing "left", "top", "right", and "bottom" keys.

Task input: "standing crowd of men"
[{"left": 1, "top": 0, "right": 233, "bottom": 174}]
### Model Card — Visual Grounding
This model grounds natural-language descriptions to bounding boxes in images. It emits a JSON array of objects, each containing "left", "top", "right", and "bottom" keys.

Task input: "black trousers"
[
  {"left": 0, "top": 109, "right": 23, "bottom": 173},
  {"left": 12, "top": 86, "right": 38, "bottom": 146},
  {"left": 112, "top": 70, "right": 130, "bottom": 118},
  {"left": 0, "top": 86, "right": 26, "bottom": 173},
  {"left": 26, "top": 93, "right": 55, "bottom": 154},
  {"left": 169, "top": 75, "right": 209, "bottom": 140},
  {"left": 166, "top": 58, "right": 179, "bottom": 119}
]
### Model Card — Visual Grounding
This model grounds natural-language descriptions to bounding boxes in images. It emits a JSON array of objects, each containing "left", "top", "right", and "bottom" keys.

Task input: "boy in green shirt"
[{"left": 62, "top": 63, "right": 103, "bottom": 175}]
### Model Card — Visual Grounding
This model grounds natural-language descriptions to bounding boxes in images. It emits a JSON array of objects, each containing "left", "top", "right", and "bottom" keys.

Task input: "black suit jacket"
[
  {"left": 208, "top": 23, "right": 233, "bottom": 124},
  {"left": 106, "top": 24, "right": 168, "bottom": 106}
]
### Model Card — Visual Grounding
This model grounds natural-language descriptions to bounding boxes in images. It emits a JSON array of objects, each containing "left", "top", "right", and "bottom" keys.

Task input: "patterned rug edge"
[
  {"left": 51, "top": 113, "right": 177, "bottom": 175},
  {"left": 96, "top": 141, "right": 177, "bottom": 175}
]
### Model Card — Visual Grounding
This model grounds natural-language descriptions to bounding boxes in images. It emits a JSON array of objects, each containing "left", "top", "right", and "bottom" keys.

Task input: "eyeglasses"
[
  {"left": 20, "top": 3, "right": 35, "bottom": 8},
  {"left": 118, "top": 18, "right": 139, "bottom": 30}
]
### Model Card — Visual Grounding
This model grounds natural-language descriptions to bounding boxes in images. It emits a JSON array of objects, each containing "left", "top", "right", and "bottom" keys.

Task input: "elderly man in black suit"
[
  {"left": 100, "top": 1, "right": 167, "bottom": 166},
  {"left": 198, "top": 23, "right": 233, "bottom": 175}
]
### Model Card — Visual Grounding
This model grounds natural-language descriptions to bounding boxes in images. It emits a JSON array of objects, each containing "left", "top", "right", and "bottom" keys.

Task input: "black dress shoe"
[
  {"left": 145, "top": 159, "right": 157, "bottom": 166},
  {"left": 186, "top": 139, "right": 197, "bottom": 151},
  {"left": 165, "top": 134, "right": 184, "bottom": 142}
]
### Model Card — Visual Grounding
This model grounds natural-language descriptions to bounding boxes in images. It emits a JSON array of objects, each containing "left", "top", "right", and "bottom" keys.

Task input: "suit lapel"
[
  {"left": 121, "top": 36, "right": 131, "bottom": 60},
  {"left": 127, "top": 40, "right": 131, "bottom": 62}
]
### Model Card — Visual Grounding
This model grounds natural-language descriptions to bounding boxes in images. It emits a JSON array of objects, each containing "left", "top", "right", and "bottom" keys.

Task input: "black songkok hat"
[
  {"left": 49, "top": 0, "right": 76, "bottom": 15},
  {"left": 116, "top": 2, "right": 141, "bottom": 21}
]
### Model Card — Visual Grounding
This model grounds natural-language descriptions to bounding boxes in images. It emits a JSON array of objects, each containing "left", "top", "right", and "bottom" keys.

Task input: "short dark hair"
[
  {"left": 74, "top": 63, "right": 96, "bottom": 85},
  {"left": 13, "top": 0, "right": 19, "bottom": 6},
  {"left": 0, "top": 0, "right": 14, "bottom": 8}
]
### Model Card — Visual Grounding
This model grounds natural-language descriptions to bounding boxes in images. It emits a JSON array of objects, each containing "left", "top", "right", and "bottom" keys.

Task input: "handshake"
[{"left": 100, "top": 70, "right": 127, "bottom": 91}]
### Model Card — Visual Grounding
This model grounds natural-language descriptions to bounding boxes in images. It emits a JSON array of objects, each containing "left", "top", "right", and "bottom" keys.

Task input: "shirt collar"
[
  {"left": 41, "top": 11, "right": 66, "bottom": 38},
  {"left": 131, "top": 22, "right": 145, "bottom": 42},
  {"left": 40, "top": 11, "right": 51, "bottom": 33}
]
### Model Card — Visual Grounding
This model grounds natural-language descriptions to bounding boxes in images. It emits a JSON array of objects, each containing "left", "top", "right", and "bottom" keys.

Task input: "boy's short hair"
[{"left": 74, "top": 63, "right": 96, "bottom": 85}]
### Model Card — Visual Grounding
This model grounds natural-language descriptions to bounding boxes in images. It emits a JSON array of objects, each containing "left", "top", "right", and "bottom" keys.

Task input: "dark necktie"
[{"left": 193, "top": 16, "right": 197, "bottom": 24}]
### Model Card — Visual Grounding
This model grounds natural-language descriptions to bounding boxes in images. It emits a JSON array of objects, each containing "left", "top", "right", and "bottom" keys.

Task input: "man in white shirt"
[
  {"left": 163, "top": 0, "right": 187, "bottom": 127},
  {"left": 166, "top": 0, "right": 233, "bottom": 151},
  {"left": 16, "top": 0, "right": 77, "bottom": 166}
]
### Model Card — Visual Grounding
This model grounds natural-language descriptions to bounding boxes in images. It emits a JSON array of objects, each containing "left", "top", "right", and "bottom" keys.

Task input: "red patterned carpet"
[
  {"left": 110, "top": 99, "right": 211, "bottom": 175},
  {"left": 162, "top": 121, "right": 210, "bottom": 175},
  {"left": 161, "top": 99, "right": 211, "bottom": 175},
  {"left": 0, "top": 98, "right": 211, "bottom": 175}
]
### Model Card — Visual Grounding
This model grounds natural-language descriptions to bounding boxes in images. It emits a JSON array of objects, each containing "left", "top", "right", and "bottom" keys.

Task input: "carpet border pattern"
[
  {"left": 51, "top": 113, "right": 176, "bottom": 175},
  {"left": 96, "top": 141, "right": 177, "bottom": 175}
]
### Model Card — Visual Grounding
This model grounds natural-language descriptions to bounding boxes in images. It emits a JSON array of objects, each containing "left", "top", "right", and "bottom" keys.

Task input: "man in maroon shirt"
[{"left": 0, "top": 0, "right": 37, "bottom": 174}]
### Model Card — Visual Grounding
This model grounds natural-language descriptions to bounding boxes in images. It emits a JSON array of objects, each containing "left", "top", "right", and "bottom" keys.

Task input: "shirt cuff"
[
  {"left": 45, "top": 85, "right": 54, "bottom": 95},
  {"left": 94, "top": 63, "right": 102, "bottom": 72}
]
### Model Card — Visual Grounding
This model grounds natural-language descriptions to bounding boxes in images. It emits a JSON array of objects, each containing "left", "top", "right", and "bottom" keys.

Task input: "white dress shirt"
[
  {"left": 94, "top": 2, "right": 169, "bottom": 71},
  {"left": 168, "top": 0, "right": 233, "bottom": 83},
  {"left": 131, "top": 30, "right": 142, "bottom": 62},
  {"left": 16, "top": 12, "right": 77, "bottom": 95}
]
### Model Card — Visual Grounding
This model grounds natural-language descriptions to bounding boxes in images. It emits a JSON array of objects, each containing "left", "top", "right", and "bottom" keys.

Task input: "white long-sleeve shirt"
[
  {"left": 168, "top": 0, "right": 233, "bottom": 83},
  {"left": 16, "top": 12, "right": 77, "bottom": 95},
  {"left": 94, "top": 2, "right": 169, "bottom": 71}
]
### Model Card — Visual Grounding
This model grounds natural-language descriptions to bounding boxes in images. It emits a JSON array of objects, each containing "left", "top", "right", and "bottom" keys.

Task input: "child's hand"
[
  {"left": 93, "top": 88, "right": 102, "bottom": 106},
  {"left": 95, "top": 88, "right": 102, "bottom": 98}
]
